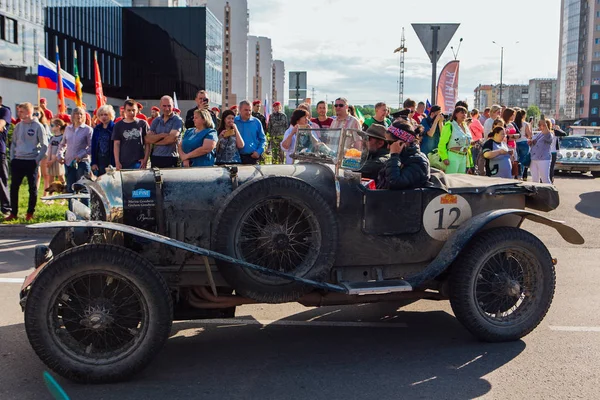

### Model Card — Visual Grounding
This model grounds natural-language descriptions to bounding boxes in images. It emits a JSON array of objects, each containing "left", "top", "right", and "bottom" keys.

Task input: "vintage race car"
[
  {"left": 20, "top": 128, "right": 584, "bottom": 383},
  {"left": 555, "top": 136, "right": 600, "bottom": 177}
]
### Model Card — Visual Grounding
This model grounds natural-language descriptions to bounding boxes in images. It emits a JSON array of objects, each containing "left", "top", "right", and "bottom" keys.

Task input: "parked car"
[
  {"left": 555, "top": 136, "right": 600, "bottom": 177},
  {"left": 584, "top": 135, "right": 600, "bottom": 151},
  {"left": 21, "top": 128, "right": 583, "bottom": 383}
]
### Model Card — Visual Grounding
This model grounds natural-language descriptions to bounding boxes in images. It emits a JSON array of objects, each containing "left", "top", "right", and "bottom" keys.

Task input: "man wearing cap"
[
  {"left": 39, "top": 98, "right": 53, "bottom": 121},
  {"left": 360, "top": 124, "right": 390, "bottom": 181},
  {"left": 234, "top": 100, "right": 266, "bottom": 165},
  {"left": 363, "top": 102, "right": 390, "bottom": 131},
  {"left": 252, "top": 100, "right": 267, "bottom": 134},
  {"left": 148, "top": 106, "right": 160, "bottom": 126},
  {"left": 0, "top": 95, "right": 11, "bottom": 216},
  {"left": 419, "top": 105, "right": 444, "bottom": 155},
  {"left": 136, "top": 103, "right": 148, "bottom": 121},
  {"left": 377, "top": 121, "right": 430, "bottom": 190},
  {"left": 115, "top": 106, "right": 124, "bottom": 123},
  {"left": 146, "top": 95, "right": 183, "bottom": 168},
  {"left": 185, "top": 90, "right": 217, "bottom": 129},
  {"left": 267, "top": 101, "right": 288, "bottom": 164}
]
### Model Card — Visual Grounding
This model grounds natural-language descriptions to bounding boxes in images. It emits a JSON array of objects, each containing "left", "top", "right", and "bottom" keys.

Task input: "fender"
[
  {"left": 405, "top": 209, "right": 584, "bottom": 287},
  {"left": 27, "top": 221, "right": 346, "bottom": 293}
]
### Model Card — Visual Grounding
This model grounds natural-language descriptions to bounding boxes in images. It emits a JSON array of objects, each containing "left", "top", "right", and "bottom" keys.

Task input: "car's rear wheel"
[
  {"left": 449, "top": 227, "right": 555, "bottom": 342},
  {"left": 24, "top": 244, "right": 173, "bottom": 383},
  {"left": 213, "top": 177, "right": 338, "bottom": 303}
]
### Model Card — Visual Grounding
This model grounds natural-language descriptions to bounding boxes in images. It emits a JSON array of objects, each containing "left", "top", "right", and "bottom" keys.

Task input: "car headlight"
[
  {"left": 596, "top": 153, "right": 600, "bottom": 160},
  {"left": 566, "top": 152, "right": 572, "bottom": 158},
  {"left": 588, "top": 153, "right": 593, "bottom": 159},
  {"left": 557, "top": 153, "right": 563, "bottom": 160},
  {"left": 580, "top": 151, "right": 586, "bottom": 157}
]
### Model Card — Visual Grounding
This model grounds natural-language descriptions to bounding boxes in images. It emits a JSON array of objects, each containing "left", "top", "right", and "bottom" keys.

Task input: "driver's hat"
[{"left": 365, "top": 124, "right": 387, "bottom": 140}]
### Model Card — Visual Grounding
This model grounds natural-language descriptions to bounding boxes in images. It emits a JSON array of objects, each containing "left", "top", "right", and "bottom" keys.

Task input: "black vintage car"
[{"left": 21, "top": 128, "right": 583, "bottom": 383}]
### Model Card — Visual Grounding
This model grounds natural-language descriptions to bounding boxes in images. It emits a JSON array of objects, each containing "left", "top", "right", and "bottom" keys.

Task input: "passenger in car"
[
  {"left": 360, "top": 124, "right": 390, "bottom": 181},
  {"left": 376, "top": 122, "right": 430, "bottom": 190}
]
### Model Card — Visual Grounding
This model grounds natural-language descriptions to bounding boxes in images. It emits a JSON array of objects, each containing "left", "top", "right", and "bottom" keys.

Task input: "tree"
[{"left": 527, "top": 105, "right": 541, "bottom": 120}]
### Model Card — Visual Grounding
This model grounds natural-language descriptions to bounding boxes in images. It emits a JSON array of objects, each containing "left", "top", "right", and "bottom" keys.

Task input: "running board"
[{"left": 341, "top": 280, "right": 413, "bottom": 295}]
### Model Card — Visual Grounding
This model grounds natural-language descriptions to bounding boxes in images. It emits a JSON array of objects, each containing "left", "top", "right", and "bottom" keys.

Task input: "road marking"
[
  {"left": 307, "top": 309, "right": 341, "bottom": 321},
  {"left": 0, "top": 277, "right": 25, "bottom": 284},
  {"left": 550, "top": 326, "right": 600, "bottom": 332},
  {"left": 456, "top": 354, "right": 484, "bottom": 369},
  {"left": 179, "top": 318, "right": 408, "bottom": 329},
  {"left": 410, "top": 376, "right": 437, "bottom": 386}
]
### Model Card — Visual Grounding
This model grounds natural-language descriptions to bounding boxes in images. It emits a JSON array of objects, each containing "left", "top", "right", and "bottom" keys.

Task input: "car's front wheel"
[
  {"left": 24, "top": 244, "right": 173, "bottom": 383},
  {"left": 592, "top": 171, "right": 600, "bottom": 178},
  {"left": 449, "top": 227, "right": 555, "bottom": 342}
]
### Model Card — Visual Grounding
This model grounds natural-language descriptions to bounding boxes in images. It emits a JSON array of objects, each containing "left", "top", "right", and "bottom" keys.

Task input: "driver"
[
  {"left": 360, "top": 124, "right": 390, "bottom": 181},
  {"left": 376, "top": 121, "right": 430, "bottom": 190}
]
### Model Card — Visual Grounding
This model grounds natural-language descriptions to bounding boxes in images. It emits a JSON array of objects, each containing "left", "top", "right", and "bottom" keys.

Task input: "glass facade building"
[
  {"left": 120, "top": 7, "right": 222, "bottom": 100},
  {"left": 2, "top": 2, "right": 221, "bottom": 103},
  {"left": 557, "top": 0, "right": 581, "bottom": 121}
]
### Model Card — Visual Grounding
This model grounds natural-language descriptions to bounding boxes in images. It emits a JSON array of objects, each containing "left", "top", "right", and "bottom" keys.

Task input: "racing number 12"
[{"left": 434, "top": 207, "right": 461, "bottom": 230}]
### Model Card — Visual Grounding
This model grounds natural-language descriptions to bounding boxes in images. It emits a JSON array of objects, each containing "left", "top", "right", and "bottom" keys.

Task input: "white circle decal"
[{"left": 423, "top": 194, "right": 472, "bottom": 241}]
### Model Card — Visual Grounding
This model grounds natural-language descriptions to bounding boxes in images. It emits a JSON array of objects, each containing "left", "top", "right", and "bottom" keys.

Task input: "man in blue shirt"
[
  {"left": 146, "top": 95, "right": 183, "bottom": 168},
  {"left": 420, "top": 105, "right": 444, "bottom": 155},
  {"left": 0, "top": 96, "right": 11, "bottom": 216},
  {"left": 234, "top": 100, "right": 266, "bottom": 165}
]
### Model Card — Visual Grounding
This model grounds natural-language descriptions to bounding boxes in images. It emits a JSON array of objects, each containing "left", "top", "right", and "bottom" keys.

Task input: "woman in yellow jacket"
[{"left": 438, "top": 106, "right": 472, "bottom": 174}]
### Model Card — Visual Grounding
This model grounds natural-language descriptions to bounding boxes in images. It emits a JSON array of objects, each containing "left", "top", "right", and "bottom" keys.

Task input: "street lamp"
[{"left": 492, "top": 41, "right": 519, "bottom": 106}]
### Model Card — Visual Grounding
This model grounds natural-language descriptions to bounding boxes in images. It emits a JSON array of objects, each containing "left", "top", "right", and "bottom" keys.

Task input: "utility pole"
[
  {"left": 499, "top": 46, "right": 504, "bottom": 105},
  {"left": 311, "top": 87, "right": 316, "bottom": 102}
]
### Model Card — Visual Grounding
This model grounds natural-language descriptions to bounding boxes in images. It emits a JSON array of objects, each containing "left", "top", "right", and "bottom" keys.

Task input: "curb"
[{"left": 0, "top": 225, "right": 59, "bottom": 238}]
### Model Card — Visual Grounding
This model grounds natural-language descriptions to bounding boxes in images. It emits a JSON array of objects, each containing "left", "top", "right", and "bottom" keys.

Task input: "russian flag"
[
  {"left": 425, "top": 99, "right": 432, "bottom": 116},
  {"left": 37, "top": 54, "right": 78, "bottom": 102}
]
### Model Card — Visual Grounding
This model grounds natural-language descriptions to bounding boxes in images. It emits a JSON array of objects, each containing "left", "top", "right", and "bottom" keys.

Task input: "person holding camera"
[
  {"left": 438, "top": 106, "right": 472, "bottom": 174},
  {"left": 185, "top": 90, "right": 217, "bottom": 129},
  {"left": 420, "top": 105, "right": 444, "bottom": 155},
  {"left": 376, "top": 121, "right": 430, "bottom": 190}
]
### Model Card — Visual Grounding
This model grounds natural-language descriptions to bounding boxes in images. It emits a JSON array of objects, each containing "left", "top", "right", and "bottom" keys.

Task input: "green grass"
[{"left": 1, "top": 177, "right": 67, "bottom": 224}]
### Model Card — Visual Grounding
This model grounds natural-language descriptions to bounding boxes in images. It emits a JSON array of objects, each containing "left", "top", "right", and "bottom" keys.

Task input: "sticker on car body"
[{"left": 423, "top": 194, "right": 472, "bottom": 241}]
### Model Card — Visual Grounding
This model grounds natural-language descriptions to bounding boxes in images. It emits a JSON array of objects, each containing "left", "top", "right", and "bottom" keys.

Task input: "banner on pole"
[{"left": 436, "top": 60, "right": 460, "bottom": 114}]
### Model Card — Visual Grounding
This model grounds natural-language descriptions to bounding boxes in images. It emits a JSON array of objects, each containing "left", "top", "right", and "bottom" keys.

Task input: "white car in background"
[{"left": 555, "top": 136, "right": 600, "bottom": 177}]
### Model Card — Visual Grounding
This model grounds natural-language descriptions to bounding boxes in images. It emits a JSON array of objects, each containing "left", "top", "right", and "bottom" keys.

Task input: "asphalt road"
[{"left": 0, "top": 174, "right": 599, "bottom": 399}]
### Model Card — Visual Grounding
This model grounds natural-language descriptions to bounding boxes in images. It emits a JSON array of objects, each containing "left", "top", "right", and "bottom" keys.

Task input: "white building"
[
  {"left": 272, "top": 60, "right": 285, "bottom": 106},
  {"left": 192, "top": 0, "right": 249, "bottom": 107},
  {"left": 247, "top": 35, "right": 272, "bottom": 103}
]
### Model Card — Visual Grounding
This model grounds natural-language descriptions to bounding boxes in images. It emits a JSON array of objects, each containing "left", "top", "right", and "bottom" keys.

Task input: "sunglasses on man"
[{"left": 334, "top": 104, "right": 346, "bottom": 108}]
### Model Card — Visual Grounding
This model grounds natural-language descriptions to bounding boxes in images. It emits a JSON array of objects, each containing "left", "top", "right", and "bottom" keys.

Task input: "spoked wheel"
[
  {"left": 25, "top": 244, "right": 172, "bottom": 383},
  {"left": 235, "top": 198, "right": 321, "bottom": 284},
  {"left": 214, "top": 177, "right": 338, "bottom": 303},
  {"left": 50, "top": 272, "right": 148, "bottom": 363},
  {"left": 450, "top": 227, "right": 555, "bottom": 342}
]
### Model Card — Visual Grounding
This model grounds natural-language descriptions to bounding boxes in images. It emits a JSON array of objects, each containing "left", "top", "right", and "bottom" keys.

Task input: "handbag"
[
  {"left": 428, "top": 148, "right": 447, "bottom": 171},
  {"left": 511, "top": 160, "right": 519, "bottom": 177}
]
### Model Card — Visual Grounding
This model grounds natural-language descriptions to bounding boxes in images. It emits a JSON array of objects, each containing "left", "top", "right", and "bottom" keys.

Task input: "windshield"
[
  {"left": 293, "top": 128, "right": 342, "bottom": 163},
  {"left": 291, "top": 128, "right": 368, "bottom": 171},
  {"left": 586, "top": 136, "right": 600, "bottom": 145},
  {"left": 560, "top": 137, "right": 593, "bottom": 149}
]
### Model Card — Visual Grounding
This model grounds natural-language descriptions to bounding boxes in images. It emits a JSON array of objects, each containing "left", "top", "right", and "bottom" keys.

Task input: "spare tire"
[{"left": 213, "top": 176, "right": 338, "bottom": 303}]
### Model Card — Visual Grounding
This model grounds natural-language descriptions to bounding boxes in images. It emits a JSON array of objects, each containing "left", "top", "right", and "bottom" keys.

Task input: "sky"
[{"left": 248, "top": 0, "right": 562, "bottom": 108}]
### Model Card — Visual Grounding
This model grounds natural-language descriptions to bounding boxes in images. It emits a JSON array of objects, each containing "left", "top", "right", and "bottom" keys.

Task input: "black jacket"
[
  {"left": 360, "top": 147, "right": 390, "bottom": 180},
  {"left": 185, "top": 107, "right": 217, "bottom": 129},
  {"left": 376, "top": 144, "right": 430, "bottom": 190},
  {"left": 553, "top": 127, "right": 567, "bottom": 151},
  {"left": 252, "top": 112, "right": 267, "bottom": 133}
]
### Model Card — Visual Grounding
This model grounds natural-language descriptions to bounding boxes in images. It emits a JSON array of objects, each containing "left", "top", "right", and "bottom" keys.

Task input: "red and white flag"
[{"left": 436, "top": 60, "right": 460, "bottom": 113}]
